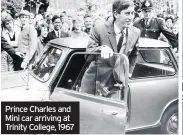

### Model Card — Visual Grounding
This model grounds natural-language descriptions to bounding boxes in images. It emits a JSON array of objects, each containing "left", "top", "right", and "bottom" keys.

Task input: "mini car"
[{"left": 1, "top": 37, "right": 178, "bottom": 134}]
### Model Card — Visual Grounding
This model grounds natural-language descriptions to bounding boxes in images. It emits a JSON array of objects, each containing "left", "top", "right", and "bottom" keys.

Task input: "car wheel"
[{"left": 161, "top": 104, "right": 178, "bottom": 134}]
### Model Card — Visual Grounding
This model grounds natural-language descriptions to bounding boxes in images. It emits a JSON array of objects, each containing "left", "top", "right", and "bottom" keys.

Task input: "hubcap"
[{"left": 166, "top": 113, "right": 178, "bottom": 134}]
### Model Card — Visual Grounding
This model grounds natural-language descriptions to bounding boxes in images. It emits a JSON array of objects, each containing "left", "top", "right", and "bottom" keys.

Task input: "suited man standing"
[
  {"left": 15, "top": 10, "right": 37, "bottom": 70},
  {"left": 46, "top": 15, "right": 70, "bottom": 42},
  {"left": 81, "top": 0, "right": 140, "bottom": 97}
]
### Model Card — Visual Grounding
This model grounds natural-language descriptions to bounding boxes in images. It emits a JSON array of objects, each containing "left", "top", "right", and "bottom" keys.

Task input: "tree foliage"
[{"left": 1, "top": 0, "right": 23, "bottom": 18}]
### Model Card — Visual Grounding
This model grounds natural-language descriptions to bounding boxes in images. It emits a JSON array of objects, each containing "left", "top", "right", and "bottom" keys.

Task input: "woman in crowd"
[{"left": 35, "top": 22, "right": 49, "bottom": 61}]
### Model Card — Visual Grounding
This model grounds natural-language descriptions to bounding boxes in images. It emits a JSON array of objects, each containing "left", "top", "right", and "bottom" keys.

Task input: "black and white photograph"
[{"left": 0, "top": 0, "right": 180, "bottom": 134}]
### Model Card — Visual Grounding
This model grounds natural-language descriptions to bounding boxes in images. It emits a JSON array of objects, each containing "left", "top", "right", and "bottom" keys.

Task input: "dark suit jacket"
[
  {"left": 81, "top": 22, "right": 140, "bottom": 94},
  {"left": 46, "top": 30, "right": 70, "bottom": 42},
  {"left": 1, "top": 36, "right": 16, "bottom": 57}
]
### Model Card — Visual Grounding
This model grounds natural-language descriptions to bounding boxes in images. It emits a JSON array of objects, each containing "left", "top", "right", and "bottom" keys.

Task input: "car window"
[
  {"left": 32, "top": 46, "right": 62, "bottom": 81},
  {"left": 132, "top": 48, "right": 176, "bottom": 78},
  {"left": 56, "top": 53, "right": 129, "bottom": 101}
]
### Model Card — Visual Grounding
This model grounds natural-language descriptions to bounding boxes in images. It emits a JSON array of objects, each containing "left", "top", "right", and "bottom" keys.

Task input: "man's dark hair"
[
  {"left": 112, "top": 0, "right": 134, "bottom": 21},
  {"left": 52, "top": 15, "right": 60, "bottom": 23}
]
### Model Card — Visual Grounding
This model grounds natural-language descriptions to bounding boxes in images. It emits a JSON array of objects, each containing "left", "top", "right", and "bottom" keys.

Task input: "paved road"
[{"left": 126, "top": 127, "right": 161, "bottom": 134}]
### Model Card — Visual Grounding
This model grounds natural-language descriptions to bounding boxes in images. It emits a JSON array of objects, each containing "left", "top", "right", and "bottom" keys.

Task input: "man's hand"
[
  {"left": 21, "top": 61, "right": 28, "bottom": 69},
  {"left": 15, "top": 51, "right": 24, "bottom": 58},
  {"left": 101, "top": 45, "right": 114, "bottom": 59}
]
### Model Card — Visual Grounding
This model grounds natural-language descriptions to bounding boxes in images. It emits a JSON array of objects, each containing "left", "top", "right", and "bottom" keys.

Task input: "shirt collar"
[
  {"left": 54, "top": 30, "right": 60, "bottom": 34},
  {"left": 114, "top": 23, "right": 126, "bottom": 35}
]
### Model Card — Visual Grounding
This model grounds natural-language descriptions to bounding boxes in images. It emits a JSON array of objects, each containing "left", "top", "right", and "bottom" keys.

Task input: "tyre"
[{"left": 161, "top": 104, "right": 178, "bottom": 134}]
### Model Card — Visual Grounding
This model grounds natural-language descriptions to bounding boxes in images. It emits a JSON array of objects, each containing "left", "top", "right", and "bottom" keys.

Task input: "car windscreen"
[{"left": 31, "top": 46, "right": 62, "bottom": 81}]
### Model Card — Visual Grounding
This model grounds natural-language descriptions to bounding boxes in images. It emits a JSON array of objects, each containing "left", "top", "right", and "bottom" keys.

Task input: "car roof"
[{"left": 49, "top": 37, "right": 170, "bottom": 49}]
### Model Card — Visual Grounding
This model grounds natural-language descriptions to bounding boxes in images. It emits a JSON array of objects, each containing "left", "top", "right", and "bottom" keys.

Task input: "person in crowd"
[
  {"left": 70, "top": 17, "right": 88, "bottom": 38},
  {"left": 61, "top": 22, "right": 70, "bottom": 34},
  {"left": 46, "top": 15, "right": 70, "bottom": 42},
  {"left": 158, "top": 16, "right": 174, "bottom": 43},
  {"left": 35, "top": 22, "right": 49, "bottom": 61},
  {"left": 106, "top": 15, "right": 113, "bottom": 24},
  {"left": 2, "top": 14, "right": 20, "bottom": 47},
  {"left": 67, "top": 15, "right": 73, "bottom": 32},
  {"left": 60, "top": 14, "right": 68, "bottom": 24},
  {"left": 81, "top": 0, "right": 140, "bottom": 98},
  {"left": 35, "top": 14, "right": 44, "bottom": 30},
  {"left": 133, "top": 0, "right": 178, "bottom": 48},
  {"left": 29, "top": 12, "right": 35, "bottom": 25},
  {"left": 37, "top": 0, "right": 49, "bottom": 17},
  {"left": 84, "top": 14, "right": 93, "bottom": 35},
  {"left": 14, "top": 13, "right": 21, "bottom": 30},
  {"left": 45, "top": 13, "right": 54, "bottom": 32},
  {"left": 1, "top": 14, "right": 20, "bottom": 71},
  {"left": 165, "top": 16, "right": 174, "bottom": 30},
  {"left": 134, "top": 9, "right": 144, "bottom": 22},
  {"left": 15, "top": 10, "right": 37, "bottom": 70},
  {"left": 172, "top": 23, "right": 179, "bottom": 52},
  {"left": 81, "top": 24, "right": 86, "bottom": 32},
  {"left": 1, "top": 36, "right": 24, "bottom": 72}
]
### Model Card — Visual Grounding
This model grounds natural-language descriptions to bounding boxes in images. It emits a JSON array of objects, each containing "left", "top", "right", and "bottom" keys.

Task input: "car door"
[
  {"left": 128, "top": 48, "right": 178, "bottom": 130},
  {"left": 50, "top": 52, "right": 130, "bottom": 134}
]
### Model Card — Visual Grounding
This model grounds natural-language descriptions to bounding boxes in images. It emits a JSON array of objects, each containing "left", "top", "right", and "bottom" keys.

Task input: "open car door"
[{"left": 50, "top": 53, "right": 130, "bottom": 134}]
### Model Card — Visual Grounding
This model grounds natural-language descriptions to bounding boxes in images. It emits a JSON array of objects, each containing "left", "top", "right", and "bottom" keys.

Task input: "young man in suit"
[
  {"left": 81, "top": 0, "right": 141, "bottom": 98},
  {"left": 16, "top": 10, "right": 37, "bottom": 70},
  {"left": 46, "top": 15, "right": 70, "bottom": 42}
]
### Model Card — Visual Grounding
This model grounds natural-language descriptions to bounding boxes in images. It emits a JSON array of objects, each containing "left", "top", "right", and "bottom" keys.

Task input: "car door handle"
[{"left": 102, "top": 110, "right": 118, "bottom": 115}]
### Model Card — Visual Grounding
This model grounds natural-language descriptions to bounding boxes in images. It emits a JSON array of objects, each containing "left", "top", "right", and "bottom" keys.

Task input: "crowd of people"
[{"left": 1, "top": 0, "right": 179, "bottom": 73}]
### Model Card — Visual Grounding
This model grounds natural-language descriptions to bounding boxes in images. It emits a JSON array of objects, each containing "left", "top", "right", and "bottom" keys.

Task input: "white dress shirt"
[
  {"left": 114, "top": 23, "right": 127, "bottom": 45},
  {"left": 54, "top": 30, "right": 60, "bottom": 38}
]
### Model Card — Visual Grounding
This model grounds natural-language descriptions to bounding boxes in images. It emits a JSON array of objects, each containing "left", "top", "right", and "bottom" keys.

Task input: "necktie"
[
  {"left": 145, "top": 19, "right": 149, "bottom": 26},
  {"left": 58, "top": 31, "right": 60, "bottom": 38},
  {"left": 21, "top": 27, "right": 23, "bottom": 31},
  {"left": 117, "top": 32, "right": 124, "bottom": 53}
]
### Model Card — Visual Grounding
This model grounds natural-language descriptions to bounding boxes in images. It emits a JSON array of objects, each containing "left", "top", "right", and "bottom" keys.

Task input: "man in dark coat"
[
  {"left": 81, "top": 0, "right": 141, "bottom": 98},
  {"left": 133, "top": 0, "right": 178, "bottom": 48},
  {"left": 46, "top": 15, "right": 70, "bottom": 42}
]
